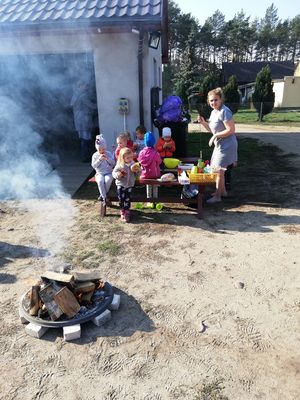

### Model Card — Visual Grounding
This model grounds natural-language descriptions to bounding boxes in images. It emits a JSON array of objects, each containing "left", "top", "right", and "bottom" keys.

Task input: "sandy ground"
[{"left": 1, "top": 128, "right": 300, "bottom": 400}]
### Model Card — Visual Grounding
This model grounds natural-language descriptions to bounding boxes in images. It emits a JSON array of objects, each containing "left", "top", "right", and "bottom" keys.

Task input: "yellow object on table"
[{"left": 188, "top": 172, "right": 218, "bottom": 183}]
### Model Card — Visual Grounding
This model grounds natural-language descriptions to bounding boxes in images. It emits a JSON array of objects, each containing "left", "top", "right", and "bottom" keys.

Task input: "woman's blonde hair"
[
  {"left": 118, "top": 147, "right": 133, "bottom": 167},
  {"left": 207, "top": 87, "right": 224, "bottom": 105}
]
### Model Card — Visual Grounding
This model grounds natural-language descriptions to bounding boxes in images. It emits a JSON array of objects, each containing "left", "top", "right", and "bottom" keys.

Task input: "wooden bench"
[{"left": 89, "top": 175, "right": 215, "bottom": 219}]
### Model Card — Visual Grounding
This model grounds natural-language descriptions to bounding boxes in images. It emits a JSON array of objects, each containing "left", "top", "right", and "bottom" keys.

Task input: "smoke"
[
  {"left": 0, "top": 53, "right": 90, "bottom": 269},
  {"left": 23, "top": 199, "right": 76, "bottom": 271},
  {"left": 0, "top": 95, "right": 65, "bottom": 200}
]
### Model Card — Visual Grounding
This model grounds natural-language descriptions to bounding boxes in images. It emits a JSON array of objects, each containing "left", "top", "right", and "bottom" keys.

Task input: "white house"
[
  {"left": 272, "top": 62, "right": 300, "bottom": 109},
  {"left": 0, "top": 0, "right": 168, "bottom": 151}
]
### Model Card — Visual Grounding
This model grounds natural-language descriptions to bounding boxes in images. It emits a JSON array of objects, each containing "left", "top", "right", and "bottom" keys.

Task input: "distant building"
[
  {"left": 222, "top": 61, "right": 295, "bottom": 86},
  {"left": 222, "top": 61, "right": 299, "bottom": 109},
  {"left": 273, "top": 64, "right": 300, "bottom": 108}
]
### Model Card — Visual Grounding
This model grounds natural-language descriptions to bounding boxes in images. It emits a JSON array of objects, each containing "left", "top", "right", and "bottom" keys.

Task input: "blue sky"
[{"left": 174, "top": 0, "right": 300, "bottom": 24}]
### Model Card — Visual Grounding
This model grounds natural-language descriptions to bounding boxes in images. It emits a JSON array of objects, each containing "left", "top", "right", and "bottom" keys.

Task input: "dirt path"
[
  {"left": 1, "top": 127, "right": 300, "bottom": 400},
  {"left": 236, "top": 124, "right": 300, "bottom": 163}
]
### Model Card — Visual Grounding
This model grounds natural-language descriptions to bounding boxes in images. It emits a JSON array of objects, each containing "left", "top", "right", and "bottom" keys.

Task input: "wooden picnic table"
[
  {"left": 136, "top": 178, "right": 210, "bottom": 219},
  {"left": 90, "top": 157, "right": 215, "bottom": 219}
]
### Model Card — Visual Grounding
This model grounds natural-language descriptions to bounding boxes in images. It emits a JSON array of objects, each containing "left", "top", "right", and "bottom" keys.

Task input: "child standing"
[
  {"left": 133, "top": 125, "right": 146, "bottom": 156},
  {"left": 113, "top": 147, "right": 140, "bottom": 222},
  {"left": 91, "top": 134, "right": 115, "bottom": 216},
  {"left": 156, "top": 127, "right": 176, "bottom": 158},
  {"left": 138, "top": 131, "right": 162, "bottom": 200}
]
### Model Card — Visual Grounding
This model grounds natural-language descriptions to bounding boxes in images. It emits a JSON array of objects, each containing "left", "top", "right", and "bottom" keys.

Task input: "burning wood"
[{"left": 24, "top": 270, "right": 105, "bottom": 322}]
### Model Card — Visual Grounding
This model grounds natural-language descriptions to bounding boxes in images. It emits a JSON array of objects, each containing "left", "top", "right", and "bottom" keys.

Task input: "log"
[
  {"left": 72, "top": 270, "right": 102, "bottom": 282},
  {"left": 41, "top": 271, "right": 74, "bottom": 285},
  {"left": 54, "top": 287, "right": 80, "bottom": 318},
  {"left": 29, "top": 285, "right": 41, "bottom": 316},
  {"left": 73, "top": 281, "right": 95, "bottom": 294},
  {"left": 81, "top": 291, "right": 94, "bottom": 303},
  {"left": 39, "top": 283, "right": 64, "bottom": 321}
]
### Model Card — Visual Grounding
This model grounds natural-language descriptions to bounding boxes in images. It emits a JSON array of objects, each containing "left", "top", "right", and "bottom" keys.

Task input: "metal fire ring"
[{"left": 19, "top": 281, "right": 114, "bottom": 328}]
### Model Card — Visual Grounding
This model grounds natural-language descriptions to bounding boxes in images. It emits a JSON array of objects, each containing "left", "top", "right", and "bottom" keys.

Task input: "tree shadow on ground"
[
  {"left": 0, "top": 241, "right": 49, "bottom": 268},
  {"left": 0, "top": 272, "right": 17, "bottom": 284}
]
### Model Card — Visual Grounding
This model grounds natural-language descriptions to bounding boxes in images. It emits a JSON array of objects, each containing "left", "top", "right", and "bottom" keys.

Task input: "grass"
[
  {"left": 97, "top": 240, "right": 121, "bottom": 256},
  {"left": 186, "top": 133, "right": 298, "bottom": 205},
  {"left": 234, "top": 109, "right": 300, "bottom": 125},
  {"left": 195, "top": 379, "right": 229, "bottom": 400},
  {"left": 191, "top": 109, "right": 300, "bottom": 126}
]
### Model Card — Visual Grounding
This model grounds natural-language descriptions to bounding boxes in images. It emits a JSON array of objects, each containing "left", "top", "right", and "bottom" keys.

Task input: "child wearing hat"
[
  {"left": 138, "top": 131, "right": 162, "bottom": 201},
  {"left": 156, "top": 127, "right": 176, "bottom": 158},
  {"left": 91, "top": 134, "right": 115, "bottom": 216}
]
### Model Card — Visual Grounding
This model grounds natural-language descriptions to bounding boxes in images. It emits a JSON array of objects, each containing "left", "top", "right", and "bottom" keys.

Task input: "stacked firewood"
[{"left": 24, "top": 270, "right": 105, "bottom": 321}]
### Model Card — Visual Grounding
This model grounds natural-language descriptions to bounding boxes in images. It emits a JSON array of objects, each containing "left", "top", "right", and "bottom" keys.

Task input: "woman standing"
[
  {"left": 71, "top": 80, "right": 98, "bottom": 162},
  {"left": 198, "top": 88, "right": 238, "bottom": 203}
]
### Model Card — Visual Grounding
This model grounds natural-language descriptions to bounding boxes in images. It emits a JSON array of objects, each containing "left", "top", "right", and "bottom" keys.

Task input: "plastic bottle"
[{"left": 197, "top": 150, "right": 202, "bottom": 170}]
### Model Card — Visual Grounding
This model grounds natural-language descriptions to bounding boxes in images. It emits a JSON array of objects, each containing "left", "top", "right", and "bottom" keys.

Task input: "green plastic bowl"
[{"left": 163, "top": 158, "right": 181, "bottom": 169}]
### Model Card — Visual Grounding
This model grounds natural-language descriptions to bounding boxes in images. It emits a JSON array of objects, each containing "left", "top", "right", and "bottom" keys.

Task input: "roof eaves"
[{"left": 0, "top": 15, "right": 162, "bottom": 33}]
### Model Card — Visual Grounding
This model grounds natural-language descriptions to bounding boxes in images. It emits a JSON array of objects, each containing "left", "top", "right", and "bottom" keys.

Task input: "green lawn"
[
  {"left": 191, "top": 109, "right": 300, "bottom": 126},
  {"left": 234, "top": 109, "right": 300, "bottom": 125}
]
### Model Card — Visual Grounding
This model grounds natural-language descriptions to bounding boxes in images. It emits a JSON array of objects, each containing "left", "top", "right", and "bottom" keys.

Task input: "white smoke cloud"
[
  {"left": 0, "top": 84, "right": 77, "bottom": 269},
  {"left": 0, "top": 95, "right": 66, "bottom": 199}
]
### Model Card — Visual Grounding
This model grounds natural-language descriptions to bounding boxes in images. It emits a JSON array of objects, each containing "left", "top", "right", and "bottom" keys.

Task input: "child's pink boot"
[
  {"left": 120, "top": 209, "right": 126, "bottom": 222},
  {"left": 124, "top": 210, "right": 130, "bottom": 223}
]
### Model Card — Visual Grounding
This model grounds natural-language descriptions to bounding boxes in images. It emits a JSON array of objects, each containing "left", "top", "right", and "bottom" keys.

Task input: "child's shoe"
[
  {"left": 100, "top": 201, "right": 106, "bottom": 217},
  {"left": 120, "top": 209, "right": 126, "bottom": 222},
  {"left": 124, "top": 210, "right": 130, "bottom": 222}
]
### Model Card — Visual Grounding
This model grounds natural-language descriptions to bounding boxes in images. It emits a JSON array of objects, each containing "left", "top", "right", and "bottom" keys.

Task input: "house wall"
[
  {"left": 143, "top": 44, "right": 162, "bottom": 135},
  {"left": 281, "top": 76, "right": 300, "bottom": 108},
  {"left": 272, "top": 80, "right": 285, "bottom": 108},
  {"left": 294, "top": 62, "right": 300, "bottom": 77},
  {"left": 0, "top": 30, "right": 161, "bottom": 150}
]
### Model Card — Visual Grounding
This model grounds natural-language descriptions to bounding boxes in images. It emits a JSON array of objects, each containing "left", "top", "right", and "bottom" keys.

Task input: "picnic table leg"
[{"left": 197, "top": 185, "right": 205, "bottom": 219}]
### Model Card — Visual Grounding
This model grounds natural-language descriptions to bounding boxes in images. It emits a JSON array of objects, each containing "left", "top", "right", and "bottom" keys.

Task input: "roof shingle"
[{"left": 0, "top": 0, "right": 162, "bottom": 26}]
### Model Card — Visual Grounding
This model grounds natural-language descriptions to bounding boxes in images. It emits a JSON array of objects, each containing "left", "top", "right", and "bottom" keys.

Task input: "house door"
[{"left": 0, "top": 52, "right": 98, "bottom": 155}]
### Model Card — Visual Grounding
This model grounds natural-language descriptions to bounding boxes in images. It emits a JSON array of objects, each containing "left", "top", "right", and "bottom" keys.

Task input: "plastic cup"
[{"left": 135, "top": 202, "right": 143, "bottom": 209}]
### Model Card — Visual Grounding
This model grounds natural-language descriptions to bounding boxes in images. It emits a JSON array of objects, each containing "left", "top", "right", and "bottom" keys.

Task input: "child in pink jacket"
[{"left": 138, "top": 131, "right": 162, "bottom": 199}]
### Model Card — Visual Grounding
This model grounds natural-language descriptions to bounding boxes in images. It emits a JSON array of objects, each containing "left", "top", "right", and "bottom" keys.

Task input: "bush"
[
  {"left": 252, "top": 65, "right": 275, "bottom": 121},
  {"left": 223, "top": 75, "right": 240, "bottom": 114}
]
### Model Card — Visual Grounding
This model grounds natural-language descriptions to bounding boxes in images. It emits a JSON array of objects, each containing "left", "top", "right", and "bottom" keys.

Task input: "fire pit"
[{"left": 19, "top": 270, "right": 120, "bottom": 340}]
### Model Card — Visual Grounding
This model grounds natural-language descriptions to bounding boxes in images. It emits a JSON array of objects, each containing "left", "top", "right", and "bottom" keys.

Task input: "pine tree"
[
  {"left": 252, "top": 65, "right": 275, "bottom": 121},
  {"left": 174, "top": 27, "right": 200, "bottom": 107},
  {"left": 189, "top": 72, "right": 220, "bottom": 120},
  {"left": 223, "top": 75, "right": 240, "bottom": 114}
]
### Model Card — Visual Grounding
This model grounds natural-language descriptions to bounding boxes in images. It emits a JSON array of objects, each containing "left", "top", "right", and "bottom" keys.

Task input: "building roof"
[
  {"left": 222, "top": 61, "right": 295, "bottom": 85},
  {"left": 0, "top": 0, "right": 163, "bottom": 29}
]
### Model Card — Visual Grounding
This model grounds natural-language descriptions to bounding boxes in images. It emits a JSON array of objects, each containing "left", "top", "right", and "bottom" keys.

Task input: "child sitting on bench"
[
  {"left": 91, "top": 134, "right": 115, "bottom": 216},
  {"left": 138, "top": 131, "right": 162, "bottom": 203},
  {"left": 156, "top": 127, "right": 176, "bottom": 158}
]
